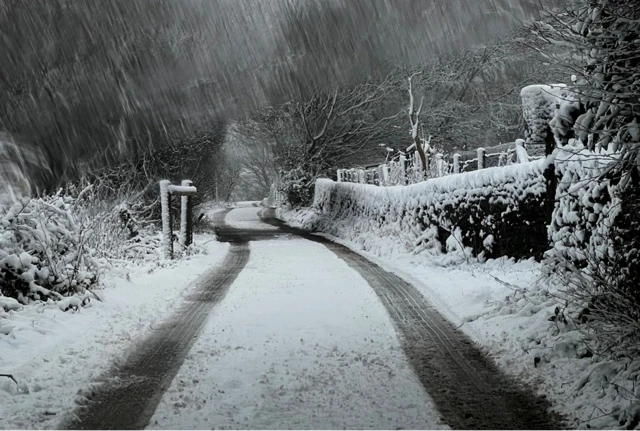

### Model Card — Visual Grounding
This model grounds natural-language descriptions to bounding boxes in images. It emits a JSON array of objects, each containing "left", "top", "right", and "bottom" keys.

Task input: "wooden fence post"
[
  {"left": 424, "top": 152, "right": 430, "bottom": 177},
  {"left": 358, "top": 169, "right": 366, "bottom": 184},
  {"left": 159, "top": 180, "right": 173, "bottom": 259},
  {"left": 453, "top": 153, "right": 460, "bottom": 174},
  {"left": 515, "top": 139, "right": 529, "bottom": 163},
  {"left": 382, "top": 164, "right": 390, "bottom": 185},
  {"left": 477, "top": 147, "right": 486, "bottom": 170},
  {"left": 337, "top": 169, "right": 343, "bottom": 183},
  {"left": 399, "top": 155, "right": 407, "bottom": 184},
  {"left": 436, "top": 153, "right": 444, "bottom": 177}
]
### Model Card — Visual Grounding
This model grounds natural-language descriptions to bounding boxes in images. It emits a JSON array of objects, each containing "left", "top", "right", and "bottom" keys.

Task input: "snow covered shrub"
[
  {"left": 545, "top": 144, "right": 640, "bottom": 356},
  {"left": 520, "top": 84, "right": 574, "bottom": 149},
  {"left": 278, "top": 167, "right": 314, "bottom": 208},
  {"left": 536, "top": 0, "right": 640, "bottom": 361},
  {"left": 0, "top": 194, "right": 100, "bottom": 303},
  {"left": 308, "top": 160, "right": 549, "bottom": 260}
]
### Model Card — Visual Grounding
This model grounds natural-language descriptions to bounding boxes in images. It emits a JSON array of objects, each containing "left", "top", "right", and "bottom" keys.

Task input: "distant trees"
[{"left": 225, "top": 24, "right": 560, "bottom": 203}]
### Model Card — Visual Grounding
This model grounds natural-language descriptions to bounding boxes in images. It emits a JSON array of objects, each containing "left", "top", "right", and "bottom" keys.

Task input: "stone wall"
[{"left": 306, "top": 159, "right": 551, "bottom": 260}]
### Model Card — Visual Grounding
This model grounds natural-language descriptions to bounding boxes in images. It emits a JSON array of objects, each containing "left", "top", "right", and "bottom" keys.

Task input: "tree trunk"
[{"left": 414, "top": 136, "right": 428, "bottom": 175}]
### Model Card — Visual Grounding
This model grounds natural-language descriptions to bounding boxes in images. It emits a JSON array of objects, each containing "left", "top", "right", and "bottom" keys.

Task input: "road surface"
[{"left": 65, "top": 206, "right": 563, "bottom": 430}]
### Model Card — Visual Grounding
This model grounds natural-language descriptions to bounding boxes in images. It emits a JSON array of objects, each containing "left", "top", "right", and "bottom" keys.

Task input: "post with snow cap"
[
  {"left": 453, "top": 153, "right": 460, "bottom": 174},
  {"left": 399, "top": 154, "right": 407, "bottom": 184},
  {"left": 477, "top": 147, "right": 486, "bottom": 170},
  {"left": 376, "top": 165, "right": 384, "bottom": 186},
  {"left": 358, "top": 169, "right": 366, "bottom": 184},
  {"left": 435, "top": 153, "right": 444, "bottom": 177},
  {"left": 159, "top": 180, "right": 173, "bottom": 259},
  {"left": 337, "top": 169, "right": 343, "bottom": 183},
  {"left": 515, "top": 139, "right": 529, "bottom": 164},
  {"left": 159, "top": 179, "right": 198, "bottom": 259},
  {"left": 382, "top": 164, "right": 390, "bottom": 186}
]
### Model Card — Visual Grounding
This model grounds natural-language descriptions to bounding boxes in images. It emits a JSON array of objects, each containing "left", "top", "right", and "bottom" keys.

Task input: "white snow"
[
  {"left": 167, "top": 185, "right": 197, "bottom": 195},
  {"left": 520, "top": 84, "right": 575, "bottom": 146},
  {"left": 0, "top": 235, "right": 228, "bottom": 429},
  {"left": 149, "top": 237, "right": 447, "bottom": 430}
]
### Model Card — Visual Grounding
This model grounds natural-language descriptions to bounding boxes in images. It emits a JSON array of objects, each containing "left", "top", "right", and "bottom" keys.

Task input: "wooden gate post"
[
  {"left": 160, "top": 179, "right": 197, "bottom": 259},
  {"left": 181, "top": 180, "right": 194, "bottom": 247},
  {"left": 159, "top": 180, "right": 173, "bottom": 259},
  {"left": 435, "top": 153, "right": 444, "bottom": 177}
]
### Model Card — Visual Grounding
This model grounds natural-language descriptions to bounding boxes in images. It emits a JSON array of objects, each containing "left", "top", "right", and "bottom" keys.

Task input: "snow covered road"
[
  {"left": 61, "top": 206, "right": 562, "bottom": 429},
  {"left": 149, "top": 237, "right": 446, "bottom": 429}
]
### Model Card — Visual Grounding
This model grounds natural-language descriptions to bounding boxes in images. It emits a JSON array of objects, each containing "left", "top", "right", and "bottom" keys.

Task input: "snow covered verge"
[
  {"left": 0, "top": 234, "right": 229, "bottom": 429},
  {"left": 301, "top": 160, "right": 550, "bottom": 261}
]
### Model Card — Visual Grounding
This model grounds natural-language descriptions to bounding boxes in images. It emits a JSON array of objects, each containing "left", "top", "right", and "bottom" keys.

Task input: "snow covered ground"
[
  {"left": 280, "top": 208, "right": 640, "bottom": 429},
  {"left": 225, "top": 206, "right": 279, "bottom": 231},
  {"left": 149, "top": 238, "right": 447, "bottom": 430},
  {"left": 0, "top": 234, "right": 228, "bottom": 429}
]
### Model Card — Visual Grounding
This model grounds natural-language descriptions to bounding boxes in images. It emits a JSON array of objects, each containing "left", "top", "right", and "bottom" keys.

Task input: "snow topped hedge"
[
  {"left": 308, "top": 159, "right": 550, "bottom": 260},
  {"left": 521, "top": 84, "right": 578, "bottom": 148},
  {"left": 548, "top": 142, "right": 620, "bottom": 265}
]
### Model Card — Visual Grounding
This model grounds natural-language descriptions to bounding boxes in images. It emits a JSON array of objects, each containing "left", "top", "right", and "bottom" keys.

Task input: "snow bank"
[{"left": 303, "top": 160, "right": 550, "bottom": 261}]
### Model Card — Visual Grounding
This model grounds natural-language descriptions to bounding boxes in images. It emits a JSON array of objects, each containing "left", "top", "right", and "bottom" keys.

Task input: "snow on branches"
[{"left": 0, "top": 195, "right": 100, "bottom": 303}]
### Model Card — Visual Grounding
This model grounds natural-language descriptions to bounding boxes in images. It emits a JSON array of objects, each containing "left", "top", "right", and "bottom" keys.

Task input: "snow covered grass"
[
  {"left": 149, "top": 238, "right": 447, "bottom": 430},
  {"left": 0, "top": 234, "right": 228, "bottom": 429}
]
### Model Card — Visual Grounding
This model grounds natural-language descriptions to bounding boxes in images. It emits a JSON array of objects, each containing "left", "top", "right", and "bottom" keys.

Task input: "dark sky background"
[{"left": 0, "top": 0, "right": 550, "bottom": 187}]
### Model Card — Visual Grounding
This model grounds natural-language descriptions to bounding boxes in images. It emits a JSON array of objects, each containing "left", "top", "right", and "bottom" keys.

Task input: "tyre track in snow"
[
  {"left": 260, "top": 208, "right": 564, "bottom": 429},
  {"left": 65, "top": 212, "right": 249, "bottom": 430}
]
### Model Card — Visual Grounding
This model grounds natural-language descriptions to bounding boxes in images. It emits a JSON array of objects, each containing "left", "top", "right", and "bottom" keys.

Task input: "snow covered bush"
[
  {"left": 0, "top": 194, "right": 100, "bottom": 303},
  {"left": 304, "top": 160, "right": 549, "bottom": 260},
  {"left": 520, "top": 84, "right": 578, "bottom": 150},
  {"left": 534, "top": 0, "right": 640, "bottom": 363},
  {"left": 278, "top": 167, "right": 315, "bottom": 208},
  {"left": 545, "top": 143, "right": 640, "bottom": 357}
]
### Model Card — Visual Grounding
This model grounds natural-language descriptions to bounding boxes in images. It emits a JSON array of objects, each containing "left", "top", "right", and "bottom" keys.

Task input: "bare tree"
[{"left": 408, "top": 72, "right": 427, "bottom": 175}]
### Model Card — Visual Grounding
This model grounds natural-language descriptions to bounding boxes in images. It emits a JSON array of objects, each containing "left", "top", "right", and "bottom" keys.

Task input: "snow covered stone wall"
[{"left": 307, "top": 160, "right": 550, "bottom": 260}]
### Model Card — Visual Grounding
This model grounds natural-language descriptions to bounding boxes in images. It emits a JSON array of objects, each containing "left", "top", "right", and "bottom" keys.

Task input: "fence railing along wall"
[{"left": 337, "top": 139, "right": 543, "bottom": 187}]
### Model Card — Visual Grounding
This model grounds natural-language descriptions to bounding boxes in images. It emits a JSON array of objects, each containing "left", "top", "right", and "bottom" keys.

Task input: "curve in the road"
[
  {"left": 259, "top": 208, "right": 565, "bottom": 430},
  {"left": 64, "top": 236, "right": 249, "bottom": 430}
]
